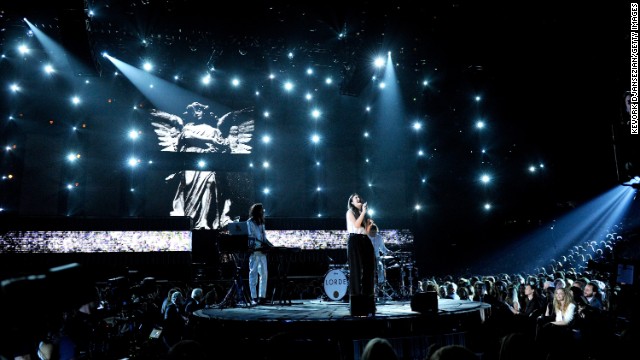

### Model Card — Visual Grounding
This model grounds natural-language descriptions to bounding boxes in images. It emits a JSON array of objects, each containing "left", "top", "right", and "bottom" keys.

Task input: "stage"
[
  {"left": 0, "top": 218, "right": 488, "bottom": 359},
  {"left": 189, "top": 298, "right": 490, "bottom": 360}
]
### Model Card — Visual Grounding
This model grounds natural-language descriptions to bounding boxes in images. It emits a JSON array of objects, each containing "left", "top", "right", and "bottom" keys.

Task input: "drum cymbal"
[
  {"left": 380, "top": 255, "right": 395, "bottom": 259},
  {"left": 386, "top": 263, "right": 400, "bottom": 269}
]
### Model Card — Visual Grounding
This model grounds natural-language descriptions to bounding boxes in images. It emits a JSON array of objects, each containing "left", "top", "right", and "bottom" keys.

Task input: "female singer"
[{"left": 346, "top": 193, "right": 376, "bottom": 316}]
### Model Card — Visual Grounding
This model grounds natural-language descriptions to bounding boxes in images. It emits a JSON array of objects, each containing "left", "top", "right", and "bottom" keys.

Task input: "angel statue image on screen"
[{"left": 149, "top": 101, "right": 254, "bottom": 230}]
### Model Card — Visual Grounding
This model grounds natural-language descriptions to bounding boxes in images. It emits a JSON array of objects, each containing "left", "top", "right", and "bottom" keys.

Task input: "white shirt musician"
[
  {"left": 367, "top": 223, "right": 392, "bottom": 284},
  {"left": 247, "top": 203, "right": 273, "bottom": 304}
]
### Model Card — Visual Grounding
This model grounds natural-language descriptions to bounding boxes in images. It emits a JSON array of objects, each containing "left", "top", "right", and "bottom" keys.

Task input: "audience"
[{"left": 0, "top": 228, "right": 634, "bottom": 360}]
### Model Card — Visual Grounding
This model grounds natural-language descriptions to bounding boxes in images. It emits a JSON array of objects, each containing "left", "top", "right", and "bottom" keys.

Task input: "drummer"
[{"left": 367, "top": 222, "right": 393, "bottom": 284}]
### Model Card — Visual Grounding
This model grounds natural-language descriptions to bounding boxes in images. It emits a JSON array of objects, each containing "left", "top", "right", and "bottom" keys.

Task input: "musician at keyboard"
[{"left": 247, "top": 203, "right": 274, "bottom": 305}]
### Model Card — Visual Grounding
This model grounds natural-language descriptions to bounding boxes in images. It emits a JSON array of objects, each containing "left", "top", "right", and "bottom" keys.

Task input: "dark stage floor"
[{"left": 190, "top": 298, "right": 490, "bottom": 360}]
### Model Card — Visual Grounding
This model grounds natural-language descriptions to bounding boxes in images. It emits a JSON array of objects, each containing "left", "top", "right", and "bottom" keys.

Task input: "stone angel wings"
[{"left": 149, "top": 101, "right": 254, "bottom": 154}]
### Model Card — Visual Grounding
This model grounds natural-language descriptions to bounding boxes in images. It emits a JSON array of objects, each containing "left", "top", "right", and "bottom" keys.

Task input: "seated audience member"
[
  {"left": 505, "top": 285, "right": 521, "bottom": 314},
  {"left": 473, "top": 281, "right": 495, "bottom": 304},
  {"left": 497, "top": 332, "right": 535, "bottom": 360},
  {"left": 522, "top": 283, "right": 545, "bottom": 318},
  {"left": 184, "top": 288, "right": 204, "bottom": 313},
  {"left": 515, "top": 283, "right": 545, "bottom": 336},
  {"left": 429, "top": 344, "right": 478, "bottom": 360},
  {"left": 360, "top": 337, "right": 399, "bottom": 360},
  {"left": 583, "top": 281, "right": 603, "bottom": 310},
  {"left": 163, "top": 291, "right": 187, "bottom": 349},
  {"left": 457, "top": 286, "right": 472, "bottom": 301},
  {"left": 161, "top": 287, "right": 182, "bottom": 315},
  {"left": 536, "top": 287, "right": 576, "bottom": 357},
  {"left": 444, "top": 282, "right": 459, "bottom": 300}
]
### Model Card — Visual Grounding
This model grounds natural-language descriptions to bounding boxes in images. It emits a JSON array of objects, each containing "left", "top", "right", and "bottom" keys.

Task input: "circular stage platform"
[{"left": 190, "top": 298, "right": 490, "bottom": 360}]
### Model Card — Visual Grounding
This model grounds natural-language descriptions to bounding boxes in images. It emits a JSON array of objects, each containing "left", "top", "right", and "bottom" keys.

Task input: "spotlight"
[{"left": 622, "top": 176, "right": 640, "bottom": 189}]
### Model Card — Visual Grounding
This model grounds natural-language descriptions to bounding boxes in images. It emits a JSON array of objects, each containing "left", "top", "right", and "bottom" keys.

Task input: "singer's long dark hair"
[
  {"left": 248, "top": 203, "right": 265, "bottom": 225},
  {"left": 347, "top": 193, "right": 368, "bottom": 229}
]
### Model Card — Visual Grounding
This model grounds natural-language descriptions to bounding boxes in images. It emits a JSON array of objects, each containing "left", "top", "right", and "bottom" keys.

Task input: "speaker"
[
  {"left": 349, "top": 295, "right": 376, "bottom": 316},
  {"left": 411, "top": 291, "right": 438, "bottom": 313}
]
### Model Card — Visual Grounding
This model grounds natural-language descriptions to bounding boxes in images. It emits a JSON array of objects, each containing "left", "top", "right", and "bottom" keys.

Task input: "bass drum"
[{"left": 323, "top": 269, "right": 349, "bottom": 301}]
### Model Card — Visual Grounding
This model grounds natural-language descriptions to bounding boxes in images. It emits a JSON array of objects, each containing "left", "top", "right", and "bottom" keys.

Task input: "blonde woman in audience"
[
  {"left": 536, "top": 286, "right": 576, "bottom": 357},
  {"left": 546, "top": 287, "right": 575, "bottom": 325},
  {"left": 505, "top": 285, "right": 520, "bottom": 314}
]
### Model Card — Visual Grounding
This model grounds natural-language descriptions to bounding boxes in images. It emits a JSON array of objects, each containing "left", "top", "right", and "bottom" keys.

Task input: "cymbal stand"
[
  {"left": 406, "top": 262, "right": 415, "bottom": 297},
  {"left": 375, "top": 257, "right": 397, "bottom": 302},
  {"left": 216, "top": 252, "right": 252, "bottom": 309},
  {"left": 398, "top": 262, "right": 416, "bottom": 300},
  {"left": 375, "top": 280, "right": 396, "bottom": 302},
  {"left": 397, "top": 262, "right": 419, "bottom": 300}
]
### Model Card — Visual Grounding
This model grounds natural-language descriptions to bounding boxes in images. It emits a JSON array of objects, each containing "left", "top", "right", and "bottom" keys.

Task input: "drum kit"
[
  {"left": 322, "top": 251, "right": 417, "bottom": 302},
  {"left": 323, "top": 266, "right": 349, "bottom": 301}
]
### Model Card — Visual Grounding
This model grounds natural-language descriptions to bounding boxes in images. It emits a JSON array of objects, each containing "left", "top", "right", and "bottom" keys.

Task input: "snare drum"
[{"left": 323, "top": 269, "right": 349, "bottom": 301}]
